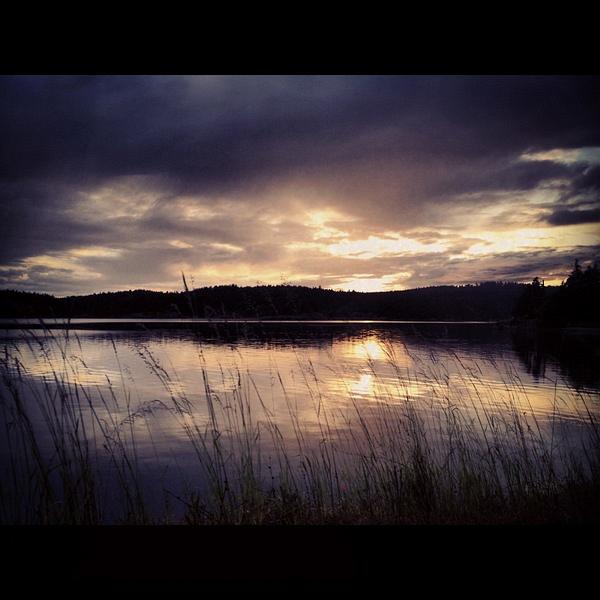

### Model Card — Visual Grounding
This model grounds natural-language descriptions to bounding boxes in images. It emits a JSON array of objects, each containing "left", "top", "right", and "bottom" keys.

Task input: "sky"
[{"left": 1, "top": 75, "right": 599, "bottom": 296}]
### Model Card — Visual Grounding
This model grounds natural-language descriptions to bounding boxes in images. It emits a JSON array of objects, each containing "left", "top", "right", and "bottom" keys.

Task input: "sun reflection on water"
[
  {"left": 352, "top": 338, "right": 386, "bottom": 360},
  {"left": 349, "top": 372, "right": 374, "bottom": 397}
]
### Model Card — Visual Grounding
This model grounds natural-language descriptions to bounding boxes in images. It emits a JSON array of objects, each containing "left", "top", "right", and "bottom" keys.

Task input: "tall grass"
[{"left": 0, "top": 325, "right": 598, "bottom": 525}]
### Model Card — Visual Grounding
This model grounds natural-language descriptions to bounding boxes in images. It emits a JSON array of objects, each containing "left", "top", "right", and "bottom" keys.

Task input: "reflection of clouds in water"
[
  {"left": 349, "top": 373, "right": 374, "bottom": 397},
  {"left": 4, "top": 328, "right": 599, "bottom": 443}
]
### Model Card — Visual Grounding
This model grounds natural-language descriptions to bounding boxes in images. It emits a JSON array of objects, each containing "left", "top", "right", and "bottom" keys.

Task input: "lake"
[{"left": 1, "top": 320, "right": 599, "bottom": 523}]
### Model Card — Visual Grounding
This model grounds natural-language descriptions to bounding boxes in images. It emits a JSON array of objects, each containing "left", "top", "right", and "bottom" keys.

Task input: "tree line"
[{"left": 0, "top": 281, "right": 525, "bottom": 321}]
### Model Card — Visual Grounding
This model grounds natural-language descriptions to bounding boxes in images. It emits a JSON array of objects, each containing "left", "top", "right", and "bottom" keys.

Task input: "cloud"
[
  {"left": 1, "top": 76, "right": 600, "bottom": 294},
  {"left": 562, "top": 164, "right": 600, "bottom": 201},
  {"left": 3, "top": 76, "right": 599, "bottom": 188},
  {"left": 546, "top": 208, "right": 600, "bottom": 226},
  {"left": 542, "top": 163, "right": 600, "bottom": 226}
]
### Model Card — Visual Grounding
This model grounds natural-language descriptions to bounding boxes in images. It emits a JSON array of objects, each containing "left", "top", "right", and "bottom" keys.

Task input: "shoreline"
[{"left": 0, "top": 317, "right": 599, "bottom": 333}]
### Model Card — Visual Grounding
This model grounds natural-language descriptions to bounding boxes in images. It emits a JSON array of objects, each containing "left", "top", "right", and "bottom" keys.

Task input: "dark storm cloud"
[
  {"left": 543, "top": 164, "right": 600, "bottom": 226},
  {"left": 425, "top": 158, "right": 576, "bottom": 198},
  {"left": 2, "top": 76, "right": 599, "bottom": 189},
  {"left": 547, "top": 208, "right": 600, "bottom": 226},
  {"left": 562, "top": 164, "right": 600, "bottom": 201},
  {"left": 0, "top": 180, "right": 111, "bottom": 261}
]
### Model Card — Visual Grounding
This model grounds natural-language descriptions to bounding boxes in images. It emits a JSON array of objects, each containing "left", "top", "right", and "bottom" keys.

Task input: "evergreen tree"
[
  {"left": 543, "top": 259, "right": 600, "bottom": 325},
  {"left": 513, "top": 277, "right": 546, "bottom": 320}
]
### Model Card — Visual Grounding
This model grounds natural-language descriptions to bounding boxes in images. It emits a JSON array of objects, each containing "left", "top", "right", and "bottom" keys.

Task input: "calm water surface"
[{"left": 1, "top": 322, "right": 599, "bottom": 519}]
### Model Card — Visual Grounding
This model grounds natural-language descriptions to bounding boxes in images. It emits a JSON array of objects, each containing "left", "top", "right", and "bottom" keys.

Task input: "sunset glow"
[{"left": 1, "top": 76, "right": 599, "bottom": 295}]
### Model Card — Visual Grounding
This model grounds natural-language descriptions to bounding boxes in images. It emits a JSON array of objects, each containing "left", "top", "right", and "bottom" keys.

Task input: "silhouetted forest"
[
  {"left": 3, "top": 266, "right": 598, "bottom": 325},
  {"left": 0, "top": 282, "right": 527, "bottom": 321},
  {"left": 513, "top": 260, "right": 600, "bottom": 326}
]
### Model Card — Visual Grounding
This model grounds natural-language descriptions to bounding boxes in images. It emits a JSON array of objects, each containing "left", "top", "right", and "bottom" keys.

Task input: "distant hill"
[{"left": 0, "top": 282, "right": 528, "bottom": 321}]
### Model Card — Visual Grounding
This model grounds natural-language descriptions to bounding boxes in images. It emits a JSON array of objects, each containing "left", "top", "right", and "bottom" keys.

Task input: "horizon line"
[{"left": 0, "top": 278, "right": 555, "bottom": 299}]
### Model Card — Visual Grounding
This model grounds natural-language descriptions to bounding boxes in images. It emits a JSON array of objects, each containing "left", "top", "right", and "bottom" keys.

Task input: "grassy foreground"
[{"left": 0, "top": 328, "right": 599, "bottom": 525}]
